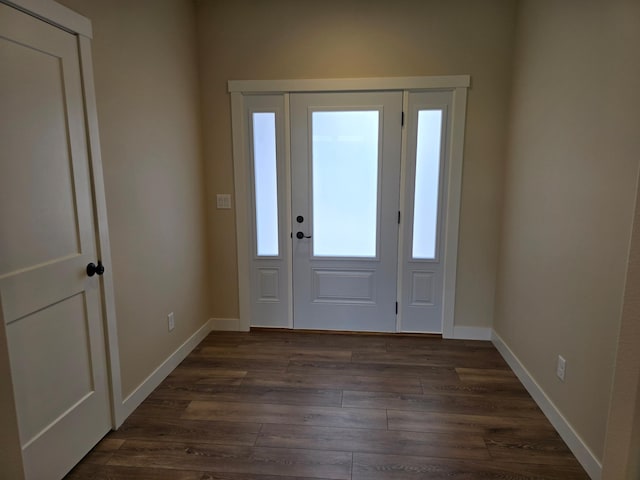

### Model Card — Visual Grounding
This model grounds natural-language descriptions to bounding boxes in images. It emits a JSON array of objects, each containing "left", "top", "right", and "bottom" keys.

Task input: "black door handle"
[
  {"left": 296, "top": 232, "right": 312, "bottom": 239},
  {"left": 87, "top": 261, "right": 105, "bottom": 277}
]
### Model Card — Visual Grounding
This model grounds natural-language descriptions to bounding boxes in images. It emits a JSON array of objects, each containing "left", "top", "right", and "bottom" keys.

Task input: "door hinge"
[
  {"left": 395, "top": 302, "right": 398, "bottom": 314},
  {"left": 401, "top": 111, "right": 405, "bottom": 126},
  {"left": 397, "top": 211, "right": 401, "bottom": 224}
]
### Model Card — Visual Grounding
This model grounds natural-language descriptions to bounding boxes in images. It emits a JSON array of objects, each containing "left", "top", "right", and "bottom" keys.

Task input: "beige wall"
[
  {"left": 195, "top": 0, "right": 518, "bottom": 328},
  {"left": 494, "top": 0, "right": 640, "bottom": 461},
  {"left": 58, "top": 0, "right": 210, "bottom": 397}
]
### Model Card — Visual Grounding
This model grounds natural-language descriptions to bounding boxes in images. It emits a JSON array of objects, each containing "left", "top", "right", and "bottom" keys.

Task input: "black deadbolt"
[{"left": 296, "top": 215, "right": 304, "bottom": 223}]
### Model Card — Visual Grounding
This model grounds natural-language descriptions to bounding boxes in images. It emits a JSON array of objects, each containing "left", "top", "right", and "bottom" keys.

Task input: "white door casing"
[
  {"left": 230, "top": 77, "right": 468, "bottom": 336},
  {"left": 0, "top": 1, "right": 120, "bottom": 478}
]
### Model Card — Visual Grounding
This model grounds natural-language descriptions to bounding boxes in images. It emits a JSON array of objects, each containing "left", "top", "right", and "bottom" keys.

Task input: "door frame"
[
  {"left": 0, "top": 0, "right": 122, "bottom": 434},
  {"left": 229, "top": 75, "right": 469, "bottom": 338}
]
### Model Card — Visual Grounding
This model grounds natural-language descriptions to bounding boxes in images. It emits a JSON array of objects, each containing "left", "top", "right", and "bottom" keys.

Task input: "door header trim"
[
  {"left": 1, "top": 0, "right": 92, "bottom": 38},
  {"left": 228, "top": 75, "right": 470, "bottom": 94}
]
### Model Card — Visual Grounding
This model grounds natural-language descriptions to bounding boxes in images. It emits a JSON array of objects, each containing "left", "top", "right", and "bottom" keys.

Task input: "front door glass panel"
[
  {"left": 412, "top": 109, "right": 443, "bottom": 260},
  {"left": 252, "top": 112, "right": 279, "bottom": 256},
  {"left": 311, "top": 110, "right": 379, "bottom": 257}
]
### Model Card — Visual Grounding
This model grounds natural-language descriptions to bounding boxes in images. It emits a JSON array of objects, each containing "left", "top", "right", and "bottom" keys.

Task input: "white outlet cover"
[
  {"left": 556, "top": 355, "right": 566, "bottom": 381},
  {"left": 216, "top": 194, "right": 232, "bottom": 209}
]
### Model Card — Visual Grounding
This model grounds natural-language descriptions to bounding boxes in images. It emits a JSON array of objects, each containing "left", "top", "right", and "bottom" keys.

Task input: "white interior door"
[
  {"left": 0, "top": 4, "right": 111, "bottom": 479},
  {"left": 290, "top": 92, "right": 402, "bottom": 332}
]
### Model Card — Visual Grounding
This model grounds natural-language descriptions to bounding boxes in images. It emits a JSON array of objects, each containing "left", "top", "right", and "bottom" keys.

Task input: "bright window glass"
[
  {"left": 312, "top": 111, "right": 379, "bottom": 257},
  {"left": 412, "top": 109, "right": 443, "bottom": 259},
  {"left": 252, "top": 112, "right": 279, "bottom": 256}
]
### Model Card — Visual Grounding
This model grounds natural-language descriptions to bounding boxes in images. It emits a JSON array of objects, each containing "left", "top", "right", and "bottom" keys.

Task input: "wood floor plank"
[
  {"left": 162, "top": 374, "right": 245, "bottom": 387},
  {"left": 241, "top": 372, "right": 423, "bottom": 394},
  {"left": 182, "top": 400, "right": 388, "bottom": 429},
  {"left": 287, "top": 359, "right": 459, "bottom": 381},
  {"left": 198, "top": 385, "right": 344, "bottom": 407},
  {"left": 76, "top": 438, "right": 125, "bottom": 466},
  {"left": 203, "top": 345, "right": 354, "bottom": 362},
  {"left": 195, "top": 346, "right": 297, "bottom": 361},
  {"left": 179, "top": 356, "right": 289, "bottom": 373},
  {"left": 66, "top": 463, "right": 211, "bottom": 480},
  {"left": 387, "top": 409, "right": 557, "bottom": 437},
  {"left": 455, "top": 367, "right": 520, "bottom": 381},
  {"left": 152, "top": 384, "right": 343, "bottom": 407},
  {"left": 128, "top": 398, "right": 191, "bottom": 419},
  {"left": 109, "top": 417, "right": 260, "bottom": 446},
  {"left": 256, "top": 424, "right": 490, "bottom": 459},
  {"left": 384, "top": 339, "right": 495, "bottom": 351},
  {"left": 352, "top": 452, "right": 589, "bottom": 480},
  {"left": 108, "top": 440, "right": 352, "bottom": 480},
  {"left": 343, "top": 390, "right": 542, "bottom": 417},
  {"left": 352, "top": 350, "right": 509, "bottom": 369},
  {"left": 167, "top": 367, "right": 248, "bottom": 379},
  {"left": 66, "top": 463, "right": 338, "bottom": 480},
  {"left": 484, "top": 435, "right": 582, "bottom": 467},
  {"left": 362, "top": 391, "right": 535, "bottom": 418},
  {"left": 420, "top": 378, "right": 531, "bottom": 396}
]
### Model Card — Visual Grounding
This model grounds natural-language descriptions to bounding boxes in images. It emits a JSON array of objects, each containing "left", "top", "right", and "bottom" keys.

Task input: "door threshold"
[{"left": 250, "top": 327, "right": 442, "bottom": 338}]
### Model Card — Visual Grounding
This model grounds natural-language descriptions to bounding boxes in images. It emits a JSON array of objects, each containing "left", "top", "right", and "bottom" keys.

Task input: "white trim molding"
[
  {"left": 1, "top": 0, "right": 92, "bottom": 37},
  {"left": 228, "top": 75, "right": 470, "bottom": 93},
  {"left": 452, "top": 326, "right": 492, "bottom": 341},
  {"left": 77, "top": 34, "right": 124, "bottom": 429},
  {"left": 119, "top": 319, "right": 213, "bottom": 423},
  {"left": 441, "top": 86, "right": 467, "bottom": 339},
  {"left": 209, "top": 317, "right": 243, "bottom": 331},
  {"left": 492, "top": 331, "right": 602, "bottom": 480}
]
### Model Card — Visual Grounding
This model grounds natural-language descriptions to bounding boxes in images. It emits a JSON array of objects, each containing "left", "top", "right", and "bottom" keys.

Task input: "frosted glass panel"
[
  {"left": 412, "top": 110, "right": 443, "bottom": 259},
  {"left": 312, "top": 111, "right": 379, "bottom": 257},
  {"left": 253, "top": 112, "right": 279, "bottom": 256}
]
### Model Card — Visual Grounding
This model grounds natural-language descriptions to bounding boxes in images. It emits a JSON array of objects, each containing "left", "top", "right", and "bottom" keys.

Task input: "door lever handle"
[{"left": 296, "top": 232, "right": 312, "bottom": 239}]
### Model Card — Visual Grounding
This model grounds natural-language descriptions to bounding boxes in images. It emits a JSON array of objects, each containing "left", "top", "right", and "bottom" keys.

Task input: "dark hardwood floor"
[{"left": 66, "top": 330, "right": 589, "bottom": 479}]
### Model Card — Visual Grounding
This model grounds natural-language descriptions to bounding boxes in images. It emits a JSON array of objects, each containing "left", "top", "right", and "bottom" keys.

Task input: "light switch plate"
[{"left": 216, "top": 194, "right": 232, "bottom": 209}]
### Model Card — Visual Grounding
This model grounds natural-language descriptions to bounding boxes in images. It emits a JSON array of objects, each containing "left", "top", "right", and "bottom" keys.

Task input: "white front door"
[
  {"left": 0, "top": 4, "right": 111, "bottom": 479},
  {"left": 238, "top": 81, "right": 465, "bottom": 334},
  {"left": 290, "top": 92, "right": 402, "bottom": 331}
]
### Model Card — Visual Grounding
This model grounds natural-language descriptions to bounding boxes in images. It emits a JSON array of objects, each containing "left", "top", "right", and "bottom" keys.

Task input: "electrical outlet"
[
  {"left": 556, "top": 355, "right": 566, "bottom": 381},
  {"left": 216, "top": 194, "right": 232, "bottom": 209},
  {"left": 167, "top": 312, "right": 175, "bottom": 332}
]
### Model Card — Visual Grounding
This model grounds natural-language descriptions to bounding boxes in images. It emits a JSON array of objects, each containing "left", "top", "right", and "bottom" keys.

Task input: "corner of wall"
[
  {"left": 118, "top": 318, "right": 212, "bottom": 425},
  {"left": 492, "top": 330, "right": 602, "bottom": 480}
]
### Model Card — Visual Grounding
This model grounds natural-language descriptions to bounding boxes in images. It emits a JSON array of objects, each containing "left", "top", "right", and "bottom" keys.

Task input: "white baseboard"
[
  {"left": 452, "top": 326, "right": 492, "bottom": 340},
  {"left": 209, "top": 317, "right": 243, "bottom": 331},
  {"left": 119, "top": 319, "right": 213, "bottom": 424},
  {"left": 491, "top": 331, "right": 602, "bottom": 480}
]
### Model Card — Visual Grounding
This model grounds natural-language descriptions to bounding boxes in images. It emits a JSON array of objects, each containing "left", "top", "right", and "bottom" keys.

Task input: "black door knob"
[
  {"left": 87, "top": 261, "right": 105, "bottom": 277},
  {"left": 296, "top": 232, "right": 312, "bottom": 239}
]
